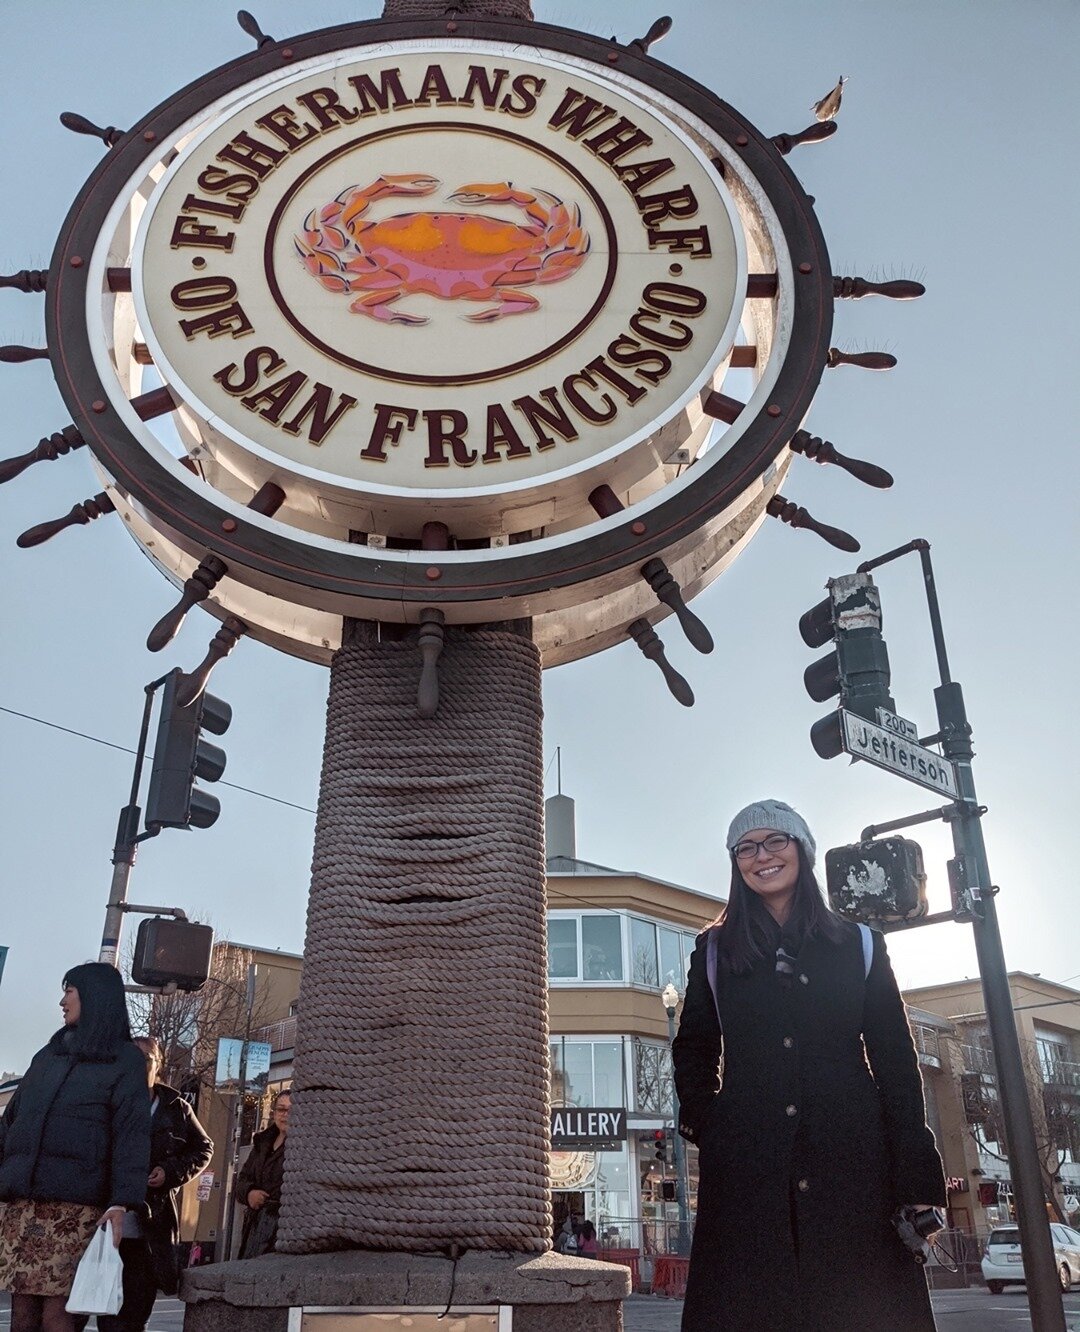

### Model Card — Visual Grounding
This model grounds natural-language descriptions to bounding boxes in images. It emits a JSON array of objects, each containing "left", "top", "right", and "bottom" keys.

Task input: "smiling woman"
[{"left": 672, "top": 799, "right": 947, "bottom": 1332}]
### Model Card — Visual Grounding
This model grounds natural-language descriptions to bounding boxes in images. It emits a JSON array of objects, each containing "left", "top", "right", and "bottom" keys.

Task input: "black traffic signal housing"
[
  {"left": 131, "top": 916, "right": 214, "bottom": 990},
  {"left": 145, "top": 668, "right": 231, "bottom": 832},
  {"left": 653, "top": 1129, "right": 668, "bottom": 1162},
  {"left": 800, "top": 572, "right": 895, "bottom": 760}
]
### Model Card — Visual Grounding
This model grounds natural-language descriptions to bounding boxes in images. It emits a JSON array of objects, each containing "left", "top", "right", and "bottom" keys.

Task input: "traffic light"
[
  {"left": 653, "top": 1129, "right": 668, "bottom": 1162},
  {"left": 800, "top": 572, "right": 894, "bottom": 760},
  {"left": 131, "top": 916, "right": 214, "bottom": 990},
  {"left": 145, "top": 668, "right": 231, "bottom": 831}
]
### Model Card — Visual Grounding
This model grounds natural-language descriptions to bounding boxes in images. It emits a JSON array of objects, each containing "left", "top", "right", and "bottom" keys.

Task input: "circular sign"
[
  {"left": 132, "top": 45, "right": 745, "bottom": 498},
  {"left": 47, "top": 16, "right": 836, "bottom": 666}
]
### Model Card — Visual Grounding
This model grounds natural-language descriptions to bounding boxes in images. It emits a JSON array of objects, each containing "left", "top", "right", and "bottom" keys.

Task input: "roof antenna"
[{"left": 556, "top": 746, "right": 562, "bottom": 795}]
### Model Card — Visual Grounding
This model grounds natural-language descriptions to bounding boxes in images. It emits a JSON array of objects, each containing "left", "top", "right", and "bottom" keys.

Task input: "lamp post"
[
  {"left": 662, "top": 983, "right": 692, "bottom": 1255},
  {"left": 222, "top": 962, "right": 257, "bottom": 1261}
]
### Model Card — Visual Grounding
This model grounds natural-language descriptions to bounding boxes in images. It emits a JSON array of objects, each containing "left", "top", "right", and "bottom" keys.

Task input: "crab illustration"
[{"left": 294, "top": 173, "right": 591, "bottom": 325}]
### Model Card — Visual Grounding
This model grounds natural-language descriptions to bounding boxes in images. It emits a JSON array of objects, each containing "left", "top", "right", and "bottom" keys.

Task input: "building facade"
[{"left": 904, "top": 973, "right": 1080, "bottom": 1236}]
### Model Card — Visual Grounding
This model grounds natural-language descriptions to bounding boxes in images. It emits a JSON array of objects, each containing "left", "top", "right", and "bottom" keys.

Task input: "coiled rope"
[{"left": 276, "top": 625, "right": 551, "bottom": 1253}]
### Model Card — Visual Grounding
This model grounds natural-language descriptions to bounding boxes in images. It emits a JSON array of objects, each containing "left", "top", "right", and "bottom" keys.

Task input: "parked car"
[{"left": 981, "top": 1223, "right": 1080, "bottom": 1293}]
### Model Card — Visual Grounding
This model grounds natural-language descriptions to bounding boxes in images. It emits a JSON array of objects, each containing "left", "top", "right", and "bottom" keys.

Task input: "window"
[
  {"left": 562, "top": 1042, "right": 594, "bottom": 1107},
  {"left": 631, "top": 917, "right": 658, "bottom": 986},
  {"left": 550, "top": 1038, "right": 628, "bottom": 1108},
  {"left": 659, "top": 928, "right": 683, "bottom": 988},
  {"left": 548, "top": 913, "right": 624, "bottom": 982},
  {"left": 634, "top": 1040, "right": 673, "bottom": 1116},
  {"left": 582, "top": 915, "right": 622, "bottom": 981},
  {"left": 548, "top": 918, "right": 578, "bottom": 979}
]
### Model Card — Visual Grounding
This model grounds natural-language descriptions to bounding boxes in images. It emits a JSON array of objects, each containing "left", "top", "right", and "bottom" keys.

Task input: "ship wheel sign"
[{"left": 1, "top": 11, "right": 921, "bottom": 706}]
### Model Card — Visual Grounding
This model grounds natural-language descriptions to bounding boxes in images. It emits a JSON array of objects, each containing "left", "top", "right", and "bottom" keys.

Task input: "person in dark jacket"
[
  {"left": 234, "top": 1090, "right": 289, "bottom": 1259},
  {"left": 0, "top": 963, "right": 150, "bottom": 1332},
  {"left": 96, "top": 1037, "right": 213, "bottom": 1332},
  {"left": 672, "top": 800, "right": 947, "bottom": 1332}
]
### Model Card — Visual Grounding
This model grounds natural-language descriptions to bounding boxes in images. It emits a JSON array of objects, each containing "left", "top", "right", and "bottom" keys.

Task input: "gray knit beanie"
[{"left": 726, "top": 799, "right": 816, "bottom": 868}]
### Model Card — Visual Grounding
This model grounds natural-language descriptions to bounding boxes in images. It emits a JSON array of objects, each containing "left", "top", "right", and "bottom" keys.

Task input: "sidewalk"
[
  {"left": 623, "top": 1295, "right": 682, "bottom": 1332},
  {"left": 620, "top": 1290, "right": 1080, "bottom": 1331}
]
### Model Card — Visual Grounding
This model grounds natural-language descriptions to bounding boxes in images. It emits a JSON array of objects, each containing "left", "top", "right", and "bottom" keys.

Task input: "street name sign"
[
  {"left": 875, "top": 707, "right": 919, "bottom": 742},
  {"left": 840, "top": 710, "right": 958, "bottom": 798}
]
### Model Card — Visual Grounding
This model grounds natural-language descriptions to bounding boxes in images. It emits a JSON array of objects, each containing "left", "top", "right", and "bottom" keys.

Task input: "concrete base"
[{"left": 181, "top": 1250, "right": 630, "bottom": 1331}]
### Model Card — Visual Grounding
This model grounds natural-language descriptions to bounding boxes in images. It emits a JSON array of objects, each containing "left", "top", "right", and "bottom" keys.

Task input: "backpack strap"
[
  {"left": 858, "top": 923, "right": 874, "bottom": 979},
  {"left": 705, "top": 928, "right": 724, "bottom": 1033}
]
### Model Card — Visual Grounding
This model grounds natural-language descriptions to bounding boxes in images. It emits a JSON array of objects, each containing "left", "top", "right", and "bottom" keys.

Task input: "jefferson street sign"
[{"left": 841, "top": 710, "right": 958, "bottom": 798}]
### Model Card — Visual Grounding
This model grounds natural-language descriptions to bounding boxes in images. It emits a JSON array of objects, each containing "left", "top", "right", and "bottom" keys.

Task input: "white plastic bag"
[{"left": 65, "top": 1222, "right": 124, "bottom": 1316}]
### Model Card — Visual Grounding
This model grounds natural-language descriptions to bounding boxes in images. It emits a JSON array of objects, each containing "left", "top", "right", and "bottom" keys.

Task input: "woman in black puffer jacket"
[{"left": 0, "top": 963, "right": 150, "bottom": 1332}]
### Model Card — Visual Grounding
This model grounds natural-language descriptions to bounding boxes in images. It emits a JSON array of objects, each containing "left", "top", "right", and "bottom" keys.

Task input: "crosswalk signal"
[
  {"left": 145, "top": 669, "right": 232, "bottom": 832},
  {"left": 800, "top": 572, "right": 894, "bottom": 760}
]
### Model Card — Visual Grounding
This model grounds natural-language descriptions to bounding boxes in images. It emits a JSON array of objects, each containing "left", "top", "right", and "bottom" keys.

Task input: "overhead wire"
[{"left": 0, "top": 704, "right": 317, "bottom": 814}]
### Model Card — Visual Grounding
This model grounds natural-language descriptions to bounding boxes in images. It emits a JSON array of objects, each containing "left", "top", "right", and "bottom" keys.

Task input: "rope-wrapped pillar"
[{"left": 277, "top": 623, "right": 551, "bottom": 1253}]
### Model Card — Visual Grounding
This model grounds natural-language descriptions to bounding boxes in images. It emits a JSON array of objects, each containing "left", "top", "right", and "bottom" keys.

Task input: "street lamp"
[{"left": 661, "top": 983, "right": 692, "bottom": 1255}]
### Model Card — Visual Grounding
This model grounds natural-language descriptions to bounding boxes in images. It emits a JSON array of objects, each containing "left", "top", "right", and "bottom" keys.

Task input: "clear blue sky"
[{"left": 2, "top": 1, "right": 1078, "bottom": 1075}]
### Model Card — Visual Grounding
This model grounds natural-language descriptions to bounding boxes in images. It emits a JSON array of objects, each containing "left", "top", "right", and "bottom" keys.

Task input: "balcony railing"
[
  {"left": 912, "top": 1024, "right": 942, "bottom": 1069},
  {"left": 958, "top": 1043, "right": 996, "bottom": 1076},
  {"left": 1042, "top": 1058, "right": 1080, "bottom": 1091},
  {"left": 255, "top": 1016, "right": 297, "bottom": 1053}
]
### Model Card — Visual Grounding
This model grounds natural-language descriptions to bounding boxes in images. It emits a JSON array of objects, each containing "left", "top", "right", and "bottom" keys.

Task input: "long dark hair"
[
  {"left": 709, "top": 843, "right": 846, "bottom": 975},
  {"left": 58, "top": 962, "right": 133, "bottom": 1061}
]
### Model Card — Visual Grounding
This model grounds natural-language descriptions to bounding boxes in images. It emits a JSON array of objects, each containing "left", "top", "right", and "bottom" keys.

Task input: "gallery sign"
[
  {"left": 550, "top": 1106, "right": 626, "bottom": 1149},
  {"left": 134, "top": 45, "right": 744, "bottom": 503}
]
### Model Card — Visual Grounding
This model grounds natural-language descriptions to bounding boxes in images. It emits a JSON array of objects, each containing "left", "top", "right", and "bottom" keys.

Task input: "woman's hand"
[
  {"left": 97, "top": 1206, "right": 126, "bottom": 1248},
  {"left": 247, "top": 1188, "right": 269, "bottom": 1210},
  {"left": 148, "top": 1167, "right": 166, "bottom": 1189}
]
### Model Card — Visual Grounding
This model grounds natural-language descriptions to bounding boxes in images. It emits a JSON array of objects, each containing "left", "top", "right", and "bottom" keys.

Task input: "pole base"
[{"left": 181, "top": 1250, "right": 629, "bottom": 1332}]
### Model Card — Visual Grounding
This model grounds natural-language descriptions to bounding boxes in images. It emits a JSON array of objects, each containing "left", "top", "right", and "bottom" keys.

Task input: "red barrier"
[
  {"left": 597, "top": 1248, "right": 641, "bottom": 1291},
  {"left": 652, "top": 1255, "right": 690, "bottom": 1298}
]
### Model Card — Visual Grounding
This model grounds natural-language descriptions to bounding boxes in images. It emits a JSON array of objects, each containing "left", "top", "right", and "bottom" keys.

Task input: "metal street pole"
[
  {"left": 936, "top": 682, "right": 1064, "bottom": 1330},
  {"left": 663, "top": 986, "right": 692, "bottom": 1255},
  {"left": 222, "top": 963, "right": 257, "bottom": 1261},
  {"left": 858, "top": 541, "right": 1066, "bottom": 1331},
  {"left": 99, "top": 684, "right": 159, "bottom": 966}
]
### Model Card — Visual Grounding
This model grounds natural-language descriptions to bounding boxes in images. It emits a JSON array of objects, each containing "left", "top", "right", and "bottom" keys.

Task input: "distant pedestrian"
[
  {"left": 96, "top": 1037, "right": 213, "bottom": 1332},
  {"left": 0, "top": 963, "right": 150, "bottom": 1332},
  {"left": 577, "top": 1220, "right": 598, "bottom": 1256},
  {"left": 234, "top": 1091, "right": 290, "bottom": 1259},
  {"left": 553, "top": 1215, "right": 577, "bottom": 1254},
  {"left": 673, "top": 800, "right": 946, "bottom": 1331}
]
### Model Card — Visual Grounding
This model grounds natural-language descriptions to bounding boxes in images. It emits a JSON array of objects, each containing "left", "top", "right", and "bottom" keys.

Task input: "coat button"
[
  {"left": 783, "top": 1036, "right": 794, "bottom": 1049},
  {"left": 798, "top": 974, "right": 809, "bottom": 985},
  {"left": 798, "top": 1178, "right": 810, "bottom": 1192},
  {"left": 786, "top": 1104, "right": 797, "bottom": 1117}
]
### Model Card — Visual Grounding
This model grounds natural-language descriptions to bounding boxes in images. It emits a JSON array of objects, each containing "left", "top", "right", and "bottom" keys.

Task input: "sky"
[{"left": 1, "top": 0, "right": 1078, "bottom": 1076}]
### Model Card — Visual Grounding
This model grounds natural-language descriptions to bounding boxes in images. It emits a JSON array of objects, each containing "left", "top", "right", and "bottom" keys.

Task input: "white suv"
[{"left": 981, "top": 1223, "right": 1080, "bottom": 1294}]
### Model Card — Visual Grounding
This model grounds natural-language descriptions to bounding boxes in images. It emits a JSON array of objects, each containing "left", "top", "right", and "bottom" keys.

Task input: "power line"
[{"left": 0, "top": 704, "right": 316, "bottom": 815}]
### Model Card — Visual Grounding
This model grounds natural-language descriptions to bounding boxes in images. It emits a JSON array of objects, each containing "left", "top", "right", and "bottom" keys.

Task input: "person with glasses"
[{"left": 672, "top": 800, "right": 945, "bottom": 1331}]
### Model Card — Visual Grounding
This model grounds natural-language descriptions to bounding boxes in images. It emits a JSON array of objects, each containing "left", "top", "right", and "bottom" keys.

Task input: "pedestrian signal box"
[
  {"left": 825, "top": 837, "right": 927, "bottom": 924},
  {"left": 131, "top": 917, "right": 213, "bottom": 991}
]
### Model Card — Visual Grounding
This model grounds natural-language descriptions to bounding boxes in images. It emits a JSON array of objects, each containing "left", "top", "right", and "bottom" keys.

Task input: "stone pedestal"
[{"left": 181, "top": 1251, "right": 629, "bottom": 1332}]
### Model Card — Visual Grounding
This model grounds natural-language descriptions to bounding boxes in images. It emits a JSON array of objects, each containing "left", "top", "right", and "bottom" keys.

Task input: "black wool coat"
[
  {"left": 146, "top": 1084, "right": 214, "bottom": 1246},
  {"left": 0, "top": 1031, "right": 150, "bottom": 1211},
  {"left": 234, "top": 1124, "right": 286, "bottom": 1253},
  {"left": 672, "top": 919, "right": 946, "bottom": 1332}
]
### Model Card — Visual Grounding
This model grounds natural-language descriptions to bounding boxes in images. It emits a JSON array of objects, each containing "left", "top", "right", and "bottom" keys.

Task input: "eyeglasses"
[{"left": 732, "top": 832, "right": 792, "bottom": 861}]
